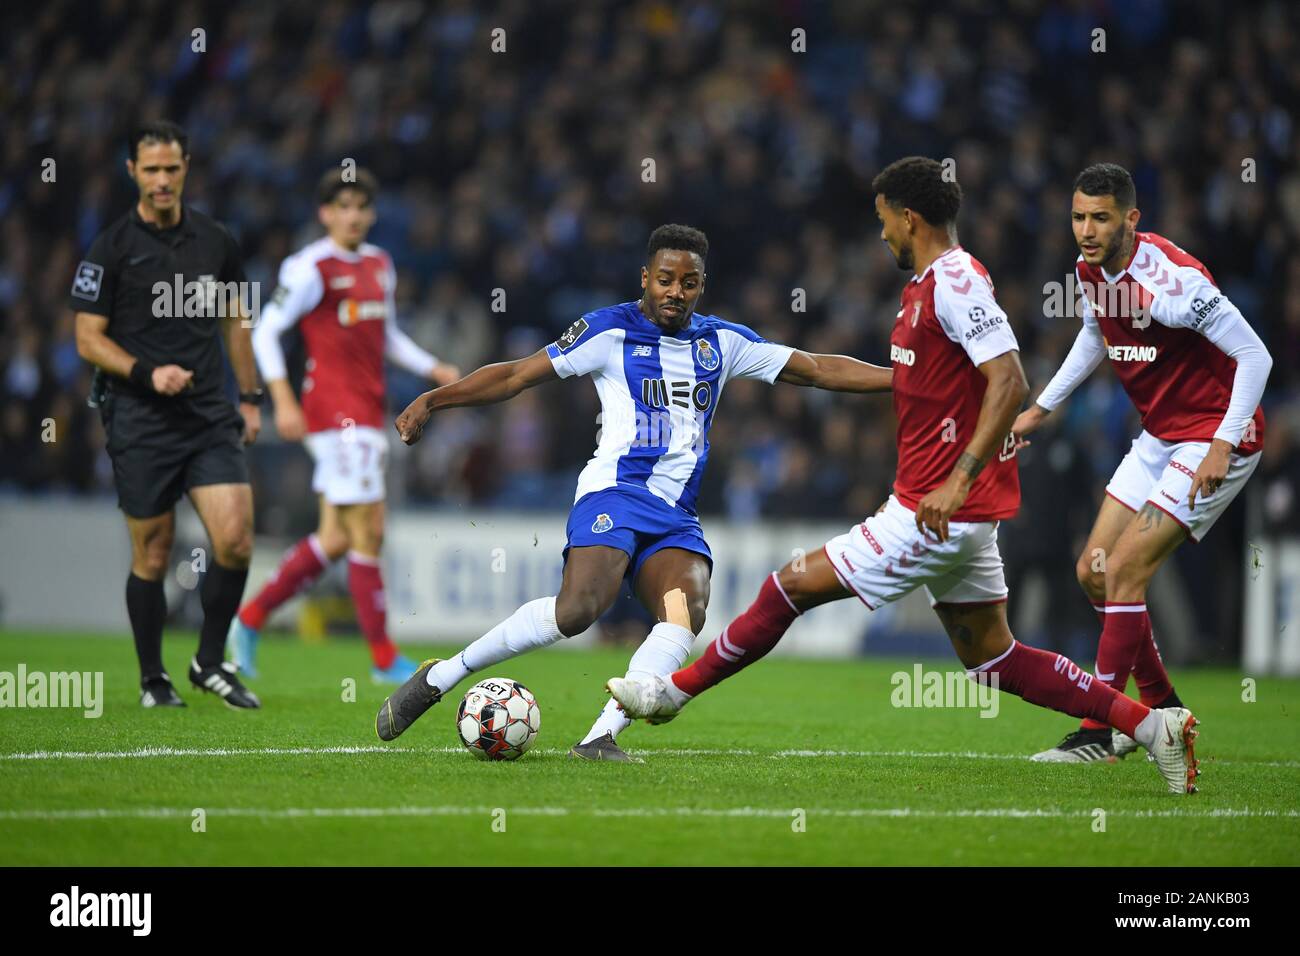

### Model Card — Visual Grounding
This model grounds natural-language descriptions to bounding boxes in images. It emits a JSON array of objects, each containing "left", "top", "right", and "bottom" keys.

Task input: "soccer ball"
[{"left": 456, "top": 677, "right": 541, "bottom": 760}]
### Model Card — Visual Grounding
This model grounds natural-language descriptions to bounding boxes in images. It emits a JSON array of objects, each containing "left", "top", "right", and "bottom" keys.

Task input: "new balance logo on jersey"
[
  {"left": 1106, "top": 343, "right": 1158, "bottom": 362},
  {"left": 643, "top": 378, "right": 691, "bottom": 409},
  {"left": 631, "top": 344, "right": 653, "bottom": 357},
  {"left": 890, "top": 344, "right": 916, "bottom": 367}
]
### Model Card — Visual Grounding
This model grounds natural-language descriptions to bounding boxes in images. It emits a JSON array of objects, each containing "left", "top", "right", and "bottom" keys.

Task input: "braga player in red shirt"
[
  {"left": 1013, "top": 163, "right": 1271, "bottom": 763},
  {"left": 229, "top": 169, "right": 459, "bottom": 683},
  {"left": 609, "top": 156, "right": 1201, "bottom": 794}
]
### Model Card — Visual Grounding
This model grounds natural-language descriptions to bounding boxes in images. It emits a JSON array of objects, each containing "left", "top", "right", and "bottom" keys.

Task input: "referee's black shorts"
[{"left": 101, "top": 393, "right": 249, "bottom": 519}]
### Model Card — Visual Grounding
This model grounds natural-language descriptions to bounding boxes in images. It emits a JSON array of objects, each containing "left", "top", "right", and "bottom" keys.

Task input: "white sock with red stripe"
[{"left": 579, "top": 622, "right": 695, "bottom": 745}]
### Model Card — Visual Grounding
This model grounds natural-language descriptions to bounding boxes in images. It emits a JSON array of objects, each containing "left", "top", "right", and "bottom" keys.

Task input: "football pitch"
[{"left": 1, "top": 631, "right": 1297, "bottom": 867}]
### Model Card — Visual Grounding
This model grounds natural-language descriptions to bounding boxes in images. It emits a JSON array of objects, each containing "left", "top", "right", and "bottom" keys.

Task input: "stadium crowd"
[{"left": 1, "top": 0, "right": 1297, "bottom": 656}]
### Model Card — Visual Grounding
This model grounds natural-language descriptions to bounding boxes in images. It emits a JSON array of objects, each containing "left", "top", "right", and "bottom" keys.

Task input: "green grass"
[{"left": 1, "top": 630, "right": 1297, "bottom": 866}]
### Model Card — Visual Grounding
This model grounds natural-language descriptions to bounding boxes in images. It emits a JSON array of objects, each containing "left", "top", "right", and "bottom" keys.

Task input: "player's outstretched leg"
[
  {"left": 376, "top": 545, "right": 628, "bottom": 741},
  {"left": 1035, "top": 499, "right": 1187, "bottom": 763},
  {"left": 936, "top": 601, "right": 1198, "bottom": 794},
  {"left": 608, "top": 548, "right": 848, "bottom": 721},
  {"left": 571, "top": 548, "right": 708, "bottom": 762}
]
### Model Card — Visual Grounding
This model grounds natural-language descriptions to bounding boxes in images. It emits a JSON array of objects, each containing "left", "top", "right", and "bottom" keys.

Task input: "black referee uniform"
[
  {"left": 70, "top": 206, "right": 250, "bottom": 516},
  {"left": 71, "top": 203, "right": 261, "bottom": 708}
]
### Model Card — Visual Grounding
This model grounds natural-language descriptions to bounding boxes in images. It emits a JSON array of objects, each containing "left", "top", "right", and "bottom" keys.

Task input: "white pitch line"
[
  {"left": 0, "top": 805, "right": 1296, "bottom": 822},
  {"left": 1, "top": 745, "right": 1296, "bottom": 769},
  {"left": 0, "top": 745, "right": 420, "bottom": 760}
]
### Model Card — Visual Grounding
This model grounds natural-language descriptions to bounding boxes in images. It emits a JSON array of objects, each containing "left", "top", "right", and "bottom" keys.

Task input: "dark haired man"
[
  {"left": 229, "top": 168, "right": 460, "bottom": 683},
  {"left": 72, "top": 120, "right": 261, "bottom": 708},
  {"left": 1014, "top": 163, "right": 1271, "bottom": 763},
  {"left": 375, "top": 223, "right": 893, "bottom": 760},
  {"left": 610, "top": 159, "right": 1201, "bottom": 795}
]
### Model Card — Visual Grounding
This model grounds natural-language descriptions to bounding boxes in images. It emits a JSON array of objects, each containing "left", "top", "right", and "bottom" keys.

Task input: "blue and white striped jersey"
[{"left": 546, "top": 300, "right": 794, "bottom": 513}]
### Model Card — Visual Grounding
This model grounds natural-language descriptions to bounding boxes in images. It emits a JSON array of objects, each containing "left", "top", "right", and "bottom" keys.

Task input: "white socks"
[
  {"left": 425, "top": 602, "right": 697, "bottom": 747},
  {"left": 626, "top": 621, "right": 696, "bottom": 680},
  {"left": 427, "top": 596, "right": 561, "bottom": 695},
  {"left": 579, "top": 621, "right": 695, "bottom": 745}
]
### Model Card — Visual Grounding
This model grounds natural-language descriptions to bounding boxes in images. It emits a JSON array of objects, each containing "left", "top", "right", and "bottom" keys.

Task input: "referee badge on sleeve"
[{"left": 72, "top": 261, "right": 104, "bottom": 301}]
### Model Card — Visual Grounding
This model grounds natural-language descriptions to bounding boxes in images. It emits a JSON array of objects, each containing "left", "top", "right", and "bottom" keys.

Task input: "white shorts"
[
  {"left": 304, "top": 426, "right": 388, "bottom": 505},
  {"left": 823, "top": 496, "right": 1008, "bottom": 610},
  {"left": 1105, "top": 430, "right": 1259, "bottom": 542}
]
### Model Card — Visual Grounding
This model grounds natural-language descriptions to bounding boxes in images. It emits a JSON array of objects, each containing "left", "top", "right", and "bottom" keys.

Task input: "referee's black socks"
[
  {"left": 126, "top": 573, "right": 167, "bottom": 681},
  {"left": 197, "top": 561, "right": 249, "bottom": 668}
]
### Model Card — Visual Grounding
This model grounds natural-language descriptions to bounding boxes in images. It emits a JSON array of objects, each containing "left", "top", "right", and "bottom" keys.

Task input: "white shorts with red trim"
[
  {"left": 1104, "top": 430, "right": 1259, "bottom": 542},
  {"left": 822, "top": 495, "right": 1008, "bottom": 610},
  {"left": 304, "top": 425, "right": 388, "bottom": 505}
]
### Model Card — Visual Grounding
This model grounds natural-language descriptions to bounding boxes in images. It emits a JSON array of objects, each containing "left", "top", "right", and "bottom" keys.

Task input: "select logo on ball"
[{"left": 456, "top": 677, "right": 541, "bottom": 760}]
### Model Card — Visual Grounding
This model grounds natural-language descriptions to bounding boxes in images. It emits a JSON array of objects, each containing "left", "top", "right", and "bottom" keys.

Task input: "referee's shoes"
[
  {"left": 189, "top": 658, "right": 261, "bottom": 709},
  {"left": 140, "top": 673, "right": 186, "bottom": 708}
]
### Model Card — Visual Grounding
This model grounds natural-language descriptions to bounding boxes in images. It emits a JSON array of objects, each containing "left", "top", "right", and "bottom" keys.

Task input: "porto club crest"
[{"left": 695, "top": 339, "right": 720, "bottom": 372}]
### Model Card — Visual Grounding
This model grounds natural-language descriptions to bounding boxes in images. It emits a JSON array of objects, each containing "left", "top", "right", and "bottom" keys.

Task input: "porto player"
[
  {"left": 609, "top": 158, "right": 1200, "bottom": 794},
  {"left": 228, "top": 169, "right": 459, "bottom": 683},
  {"left": 1013, "top": 164, "right": 1271, "bottom": 762},
  {"left": 374, "top": 224, "right": 893, "bottom": 762}
]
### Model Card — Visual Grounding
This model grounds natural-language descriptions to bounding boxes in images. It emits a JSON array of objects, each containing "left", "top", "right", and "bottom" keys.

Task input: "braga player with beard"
[
  {"left": 609, "top": 158, "right": 1202, "bottom": 796},
  {"left": 1014, "top": 163, "right": 1271, "bottom": 765}
]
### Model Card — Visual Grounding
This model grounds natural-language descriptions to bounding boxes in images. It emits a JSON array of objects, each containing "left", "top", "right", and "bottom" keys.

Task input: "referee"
[{"left": 72, "top": 120, "right": 262, "bottom": 709}]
